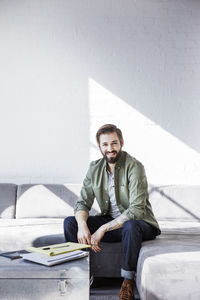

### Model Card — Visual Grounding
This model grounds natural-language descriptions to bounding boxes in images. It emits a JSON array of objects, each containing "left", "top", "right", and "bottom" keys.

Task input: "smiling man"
[{"left": 64, "top": 124, "right": 160, "bottom": 300}]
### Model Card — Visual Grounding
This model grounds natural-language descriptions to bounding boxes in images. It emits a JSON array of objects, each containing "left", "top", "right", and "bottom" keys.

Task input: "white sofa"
[
  {"left": 0, "top": 183, "right": 200, "bottom": 300},
  {"left": 136, "top": 185, "right": 200, "bottom": 300}
]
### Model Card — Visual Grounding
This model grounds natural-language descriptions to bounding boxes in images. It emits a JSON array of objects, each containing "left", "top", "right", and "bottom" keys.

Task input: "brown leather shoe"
[{"left": 119, "top": 279, "right": 134, "bottom": 300}]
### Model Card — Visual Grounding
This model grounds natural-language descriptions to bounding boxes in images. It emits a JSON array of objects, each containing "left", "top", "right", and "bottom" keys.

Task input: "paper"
[
  {"left": 27, "top": 242, "right": 91, "bottom": 256},
  {"left": 21, "top": 250, "right": 88, "bottom": 266}
]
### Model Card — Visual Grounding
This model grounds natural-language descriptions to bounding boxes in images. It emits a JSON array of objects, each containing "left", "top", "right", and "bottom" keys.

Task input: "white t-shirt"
[{"left": 107, "top": 170, "right": 121, "bottom": 219}]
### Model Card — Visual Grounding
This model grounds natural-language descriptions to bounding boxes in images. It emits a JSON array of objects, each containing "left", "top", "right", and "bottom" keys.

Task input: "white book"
[{"left": 21, "top": 250, "right": 88, "bottom": 266}]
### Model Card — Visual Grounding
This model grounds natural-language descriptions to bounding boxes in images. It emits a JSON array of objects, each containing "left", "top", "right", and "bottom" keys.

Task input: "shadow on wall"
[
  {"left": 1, "top": 1, "right": 200, "bottom": 185},
  {"left": 85, "top": 1, "right": 200, "bottom": 153}
]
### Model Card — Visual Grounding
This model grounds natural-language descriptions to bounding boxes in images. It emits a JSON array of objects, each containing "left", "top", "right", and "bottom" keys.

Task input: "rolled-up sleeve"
[
  {"left": 122, "top": 163, "right": 148, "bottom": 220},
  {"left": 74, "top": 165, "right": 95, "bottom": 214}
]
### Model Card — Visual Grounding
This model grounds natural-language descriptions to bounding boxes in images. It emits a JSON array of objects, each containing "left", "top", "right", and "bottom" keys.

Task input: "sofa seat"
[
  {"left": 90, "top": 219, "right": 200, "bottom": 278},
  {"left": 136, "top": 234, "right": 200, "bottom": 300},
  {"left": 0, "top": 219, "right": 65, "bottom": 251}
]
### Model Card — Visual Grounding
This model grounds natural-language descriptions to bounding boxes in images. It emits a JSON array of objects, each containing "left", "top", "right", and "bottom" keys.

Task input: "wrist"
[
  {"left": 77, "top": 220, "right": 87, "bottom": 227},
  {"left": 100, "top": 224, "right": 107, "bottom": 233}
]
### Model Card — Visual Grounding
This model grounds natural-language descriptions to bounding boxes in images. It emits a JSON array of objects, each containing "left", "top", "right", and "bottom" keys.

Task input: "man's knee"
[
  {"left": 64, "top": 216, "right": 78, "bottom": 242},
  {"left": 122, "top": 219, "right": 141, "bottom": 234},
  {"left": 64, "top": 216, "right": 77, "bottom": 230}
]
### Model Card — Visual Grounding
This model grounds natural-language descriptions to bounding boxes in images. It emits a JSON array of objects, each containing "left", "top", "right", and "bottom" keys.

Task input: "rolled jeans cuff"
[{"left": 121, "top": 268, "right": 136, "bottom": 280}]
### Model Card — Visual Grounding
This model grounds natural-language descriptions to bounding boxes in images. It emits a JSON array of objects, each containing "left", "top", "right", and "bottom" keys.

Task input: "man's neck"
[{"left": 107, "top": 163, "right": 116, "bottom": 174}]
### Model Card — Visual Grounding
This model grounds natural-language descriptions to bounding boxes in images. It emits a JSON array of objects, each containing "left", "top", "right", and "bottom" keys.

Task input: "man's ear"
[{"left": 121, "top": 139, "right": 124, "bottom": 147}]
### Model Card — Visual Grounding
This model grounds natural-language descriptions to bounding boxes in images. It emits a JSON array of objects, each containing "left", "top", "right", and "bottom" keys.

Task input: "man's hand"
[
  {"left": 90, "top": 214, "right": 131, "bottom": 252},
  {"left": 91, "top": 226, "right": 106, "bottom": 252},
  {"left": 75, "top": 210, "right": 91, "bottom": 245},
  {"left": 77, "top": 222, "right": 91, "bottom": 245}
]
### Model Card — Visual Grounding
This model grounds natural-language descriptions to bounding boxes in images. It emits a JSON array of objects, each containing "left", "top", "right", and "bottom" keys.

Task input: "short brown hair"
[{"left": 96, "top": 124, "right": 124, "bottom": 145}]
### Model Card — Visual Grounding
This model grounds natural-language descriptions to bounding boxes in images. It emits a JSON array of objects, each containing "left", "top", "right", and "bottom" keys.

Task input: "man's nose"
[{"left": 107, "top": 144, "right": 113, "bottom": 152}]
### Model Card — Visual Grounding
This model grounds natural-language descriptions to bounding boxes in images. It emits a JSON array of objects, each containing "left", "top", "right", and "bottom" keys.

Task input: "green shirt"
[{"left": 74, "top": 151, "right": 160, "bottom": 233}]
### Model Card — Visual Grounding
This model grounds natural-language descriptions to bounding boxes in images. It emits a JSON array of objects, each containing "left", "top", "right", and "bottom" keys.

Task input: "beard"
[{"left": 103, "top": 149, "right": 122, "bottom": 164}]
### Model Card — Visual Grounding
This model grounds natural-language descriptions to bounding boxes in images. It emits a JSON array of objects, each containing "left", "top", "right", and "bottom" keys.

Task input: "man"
[{"left": 64, "top": 124, "right": 160, "bottom": 300}]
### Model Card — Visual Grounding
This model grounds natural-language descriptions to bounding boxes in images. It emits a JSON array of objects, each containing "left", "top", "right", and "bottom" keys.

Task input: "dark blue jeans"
[{"left": 63, "top": 215, "right": 157, "bottom": 277}]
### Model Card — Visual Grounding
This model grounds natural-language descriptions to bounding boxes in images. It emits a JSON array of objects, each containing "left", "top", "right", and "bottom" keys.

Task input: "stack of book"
[{"left": 1, "top": 242, "right": 91, "bottom": 266}]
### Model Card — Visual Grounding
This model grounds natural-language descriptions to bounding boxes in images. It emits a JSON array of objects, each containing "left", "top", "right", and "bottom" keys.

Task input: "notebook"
[
  {"left": 27, "top": 242, "right": 91, "bottom": 256},
  {"left": 21, "top": 250, "right": 88, "bottom": 266}
]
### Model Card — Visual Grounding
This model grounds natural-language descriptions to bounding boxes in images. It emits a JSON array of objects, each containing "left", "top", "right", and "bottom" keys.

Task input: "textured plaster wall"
[{"left": 0, "top": 0, "right": 200, "bottom": 184}]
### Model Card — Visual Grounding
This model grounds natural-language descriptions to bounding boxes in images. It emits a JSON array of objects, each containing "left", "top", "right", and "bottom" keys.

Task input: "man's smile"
[{"left": 106, "top": 151, "right": 117, "bottom": 157}]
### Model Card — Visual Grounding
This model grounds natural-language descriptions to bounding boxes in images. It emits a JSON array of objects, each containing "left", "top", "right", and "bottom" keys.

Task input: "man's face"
[{"left": 98, "top": 132, "right": 123, "bottom": 164}]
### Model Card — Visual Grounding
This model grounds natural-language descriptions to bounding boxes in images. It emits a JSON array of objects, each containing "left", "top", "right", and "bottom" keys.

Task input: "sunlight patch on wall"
[{"left": 89, "top": 78, "right": 200, "bottom": 185}]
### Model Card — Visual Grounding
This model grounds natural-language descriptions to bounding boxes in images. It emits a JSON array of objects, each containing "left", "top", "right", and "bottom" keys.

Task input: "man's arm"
[
  {"left": 101, "top": 213, "right": 130, "bottom": 232},
  {"left": 75, "top": 210, "right": 88, "bottom": 226},
  {"left": 75, "top": 210, "right": 102, "bottom": 252},
  {"left": 74, "top": 164, "right": 95, "bottom": 215},
  {"left": 74, "top": 163, "right": 95, "bottom": 246},
  {"left": 75, "top": 210, "right": 91, "bottom": 245}
]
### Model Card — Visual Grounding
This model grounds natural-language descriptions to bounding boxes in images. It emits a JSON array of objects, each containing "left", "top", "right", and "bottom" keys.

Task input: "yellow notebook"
[{"left": 27, "top": 242, "right": 91, "bottom": 256}]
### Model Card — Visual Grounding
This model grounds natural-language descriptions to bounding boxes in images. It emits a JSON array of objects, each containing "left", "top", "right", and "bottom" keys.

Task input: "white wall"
[{"left": 0, "top": 0, "right": 200, "bottom": 185}]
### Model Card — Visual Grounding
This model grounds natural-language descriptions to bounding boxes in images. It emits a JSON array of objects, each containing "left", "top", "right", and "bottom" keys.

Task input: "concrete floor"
[{"left": 90, "top": 278, "right": 140, "bottom": 300}]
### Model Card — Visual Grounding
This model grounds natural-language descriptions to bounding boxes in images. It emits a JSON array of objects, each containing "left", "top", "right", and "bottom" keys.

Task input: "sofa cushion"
[
  {"left": 0, "top": 183, "right": 17, "bottom": 218},
  {"left": 16, "top": 184, "right": 100, "bottom": 218},
  {"left": 136, "top": 235, "right": 200, "bottom": 300},
  {"left": 16, "top": 184, "right": 81, "bottom": 218},
  {"left": 0, "top": 218, "right": 65, "bottom": 251},
  {"left": 149, "top": 185, "right": 200, "bottom": 222},
  {"left": 158, "top": 220, "right": 200, "bottom": 235}
]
